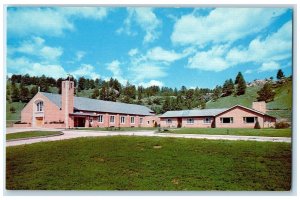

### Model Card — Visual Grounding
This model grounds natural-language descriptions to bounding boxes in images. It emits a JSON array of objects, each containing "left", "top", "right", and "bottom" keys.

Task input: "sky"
[{"left": 6, "top": 7, "right": 293, "bottom": 89}]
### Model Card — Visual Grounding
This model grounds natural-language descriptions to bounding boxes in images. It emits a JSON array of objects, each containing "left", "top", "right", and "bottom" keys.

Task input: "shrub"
[
  {"left": 254, "top": 121, "right": 261, "bottom": 129},
  {"left": 10, "top": 106, "right": 16, "bottom": 113},
  {"left": 275, "top": 122, "right": 290, "bottom": 129}
]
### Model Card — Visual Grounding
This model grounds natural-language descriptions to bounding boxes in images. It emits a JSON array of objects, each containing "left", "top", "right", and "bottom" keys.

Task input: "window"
[
  {"left": 167, "top": 119, "right": 172, "bottom": 124},
  {"left": 89, "top": 118, "right": 93, "bottom": 122},
  {"left": 110, "top": 116, "right": 115, "bottom": 123},
  {"left": 147, "top": 121, "right": 150, "bottom": 125},
  {"left": 139, "top": 117, "right": 143, "bottom": 124},
  {"left": 120, "top": 116, "right": 125, "bottom": 124},
  {"left": 36, "top": 101, "right": 44, "bottom": 112},
  {"left": 203, "top": 117, "right": 211, "bottom": 124},
  {"left": 187, "top": 118, "right": 194, "bottom": 124},
  {"left": 221, "top": 117, "right": 233, "bottom": 123},
  {"left": 243, "top": 117, "right": 257, "bottom": 123},
  {"left": 98, "top": 115, "right": 103, "bottom": 123},
  {"left": 130, "top": 116, "right": 135, "bottom": 124}
]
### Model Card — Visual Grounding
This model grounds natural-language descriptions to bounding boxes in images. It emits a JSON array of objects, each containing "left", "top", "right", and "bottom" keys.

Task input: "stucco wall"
[
  {"left": 20, "top": 92, "right": 63, "bottom": 128},
  {"left": 181, "top": 117, "right": 213, "bottom": 128},
  {"left": 215, "top": 106, "right": 265, "bottom": 128},
  {"left": 160, "top": 117, "right": 179, "bottom": 128}
]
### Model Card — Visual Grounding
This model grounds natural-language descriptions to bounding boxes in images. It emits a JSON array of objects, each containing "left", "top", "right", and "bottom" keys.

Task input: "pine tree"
[
  {"left": 91, "top": 88, "right": 100, "bottom": 99},
  {"left": 11, "top": 84, "right": 20, "bottom": 102},
  {"left": 236, "top": 72, "right": 247, "bottom": 95},
  {"left": 99, "top": 85, "right": 107, "bottom": 100},
  {"left": 222, "top": 79, "right": 234, "bottom": 96},
  {"left": 276, "top": 69, "right": 285, "bottom": 80},
  {"left": 212, "top": 85, "right": 222, "bottom": 101},
  {"left": 162, "top": 97, "right": 171, "bottom": 113},
  {"left": 30, "top": 86, "right": 38, "bottom": 98},
  {"left": 19, "top": 83, "right": 29, "bottom": 102},
  {"left": 257, "top": 82, "right": 275, "bottom": 102}
]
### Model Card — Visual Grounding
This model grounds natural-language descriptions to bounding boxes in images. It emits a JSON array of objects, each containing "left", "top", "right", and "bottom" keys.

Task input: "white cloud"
[
  {"left": 7, "top": 7, "right": 109, "bottom": 37},
  {"left": 7, "top": 56, "right": 101, "bottom": 80},
  {"left": 227, "top": 21, "right": 292, "bottom": 64},
  {"left": 146, "top": 47, "right": 183, "bottom": 63},
  {"left": 57, "top": 7, "right": 108, "bottom": 20},
  {"left": 258, "top": 61, "right": 280, "bottom": 72},
  {"left": 186, "top": 21, "right": 292, "bottom": 73},
  {"left": 187, "top": 45, "right": 230, "bottom": 72},
  {"left": 71, "top": 64, "right": 100, "bottom": 80},
  {"left": 106, "top": 60, "right": 127, "bottom": 84},
  {"left": 137, "top": 80, "right": 164, "bottom": 87},
  {"left": 171, "top": 8, "right": 287, "bottom": 46},
  {"left": 76, "top": 51, "right": 86, "bottom": 61},
  {"left": 245, "top": 70, "right": 253, "bottom": 74},
  {"left": 9, "top": 36, "right": 63, "bottom": 62},
  {"left": 129, "top": 64, "right": 167, "bottom": 81},
  {"left": 7, "top": 57, "right": 67, "bottom": 79},
  {"left": 118, "top": 8, "right": 161, "bottom": 43},
  {"left": 128, "top": 48, "right": 139, "bottom": 56}
]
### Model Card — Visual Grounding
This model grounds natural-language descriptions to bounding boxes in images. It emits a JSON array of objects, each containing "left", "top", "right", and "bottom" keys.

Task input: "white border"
[{"left": 1, "top": 1, "right": 298, "bottom": 200}]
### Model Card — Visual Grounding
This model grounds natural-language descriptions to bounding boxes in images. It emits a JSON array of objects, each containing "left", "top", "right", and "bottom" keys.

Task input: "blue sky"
[{"left": 6, "top": 7, "right": 293, "bottom": 89}]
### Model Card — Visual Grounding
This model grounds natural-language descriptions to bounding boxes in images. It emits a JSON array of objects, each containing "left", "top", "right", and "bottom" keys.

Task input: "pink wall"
[
  {"left": 181, "top": 117, "right": 213, "bottom": 128},
  {"left": 20, "top": 92, "right": 64, "bottom": 128},
  {"left": 215, "top": 106, "right": 265, "bottom": 128},
  {"left": 160, "top": 118, "right": 179, "bottom": 128}
]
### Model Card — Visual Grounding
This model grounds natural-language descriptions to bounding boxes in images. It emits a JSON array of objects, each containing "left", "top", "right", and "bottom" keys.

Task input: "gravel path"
[{"left": 6, "top": 129, "right": 291, "bottom": 147}]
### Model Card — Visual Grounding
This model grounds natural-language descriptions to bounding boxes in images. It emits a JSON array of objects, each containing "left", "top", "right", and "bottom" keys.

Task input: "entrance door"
[
  {"left": 74, "top": 117, "right": 86, "bottom": 127},
  {"left": 35, "top": 117, "right": 44, "bottom": 127},
  {"left": 177, "top": 118, "right": 182, "bottom": 128}
]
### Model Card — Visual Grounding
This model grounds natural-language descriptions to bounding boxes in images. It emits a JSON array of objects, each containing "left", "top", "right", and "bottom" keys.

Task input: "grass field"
[
  {"left": 166, "top": 128, "right": 291, "bottom": 137},
  {"left": 6, "top": 136, "right": 291, "bottom": 190},
  {"left": 77, "top": 127, "right": 157, "bottom": 131},
  {"left": 6, "top": 131, "right": 62, "bottom": 140}
]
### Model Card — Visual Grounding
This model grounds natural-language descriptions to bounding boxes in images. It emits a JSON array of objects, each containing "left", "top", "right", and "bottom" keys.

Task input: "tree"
[
  {"left": 99, "top": 84, "right": 107, "bottom": 100},
  {"left": 257, "top": 82, "right": 275, "bottom": 102},
  {"left": 162, "top": 97, "right": 171, "bottom": 113},
  {"left": 78, "top": 77, "right": 86, "bottom": 91},
  {"left": 30, "top": 86, "right": 38, "bottom": 98},
  {"left": 10, "top": 106, "right": 16, "bottom": 113},
  {"left": 212, "top": 85, "right": 222, "bottom": 101},
  {"left": 19, "top": 83, "right": 30, "bottom": 102},
  {"left": 222, "top": 79, "right": 234, "bottom": 96},
  {"left": 91, "top": 88, "right": 100, "bottom": 99},
  {"left": 276, "top": 69, "right": 285, "bottom": 80},
  {"left": 11, "top": 84, "right": 20, "bottom": 102},
  {"left": 235, "top": 72, "right": 246, "bottom": 95}
]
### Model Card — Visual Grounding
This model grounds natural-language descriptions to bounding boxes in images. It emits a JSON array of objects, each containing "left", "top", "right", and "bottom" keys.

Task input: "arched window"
[{"left": 36, "top": 101, "right": 44, "bottom": 112}]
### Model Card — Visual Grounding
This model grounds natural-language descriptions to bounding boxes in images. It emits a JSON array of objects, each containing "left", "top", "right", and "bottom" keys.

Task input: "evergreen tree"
[
  {"left": 19, "top": 83, "right": 30, "bottom": 102},
  {"left": 222, "top": 79, "right": 234, "bottom": 96},
  {"left": 91, "top": 88, "right": 100, "bottom": 99},
  {"left": 11, "top": 84, "right": 20, "bottom": 102},
  {"left": 162, "top": 97, "right": 171, "bottom": 113},
  {"left": 235, "top": 72, "right": 247, "bottom": 95},
  {"left": 30, "top": 86, "right": 38, "bottom": 98},
  {"left": 78, "top": 77, "right": 86, "bottom": 91},
  {"left": 212, "top": 85, "right": 222, "bottom": 101},
  {"left": 99, "top": 84, "right": 107, "bottom": 100},
  {"left": 257, "top": 82, "right": 275, "bottom": 102},
  {"left": 276, "top": 69, "right": 285, "bottom": 80}
]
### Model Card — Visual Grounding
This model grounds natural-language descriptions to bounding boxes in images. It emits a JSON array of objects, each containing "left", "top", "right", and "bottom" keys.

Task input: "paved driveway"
[
  {"left": 6, "top": 129, "right": 291, "bottom": 147},
  {"left": 6, "top": 127, "right": 66, "bottom": 134}
]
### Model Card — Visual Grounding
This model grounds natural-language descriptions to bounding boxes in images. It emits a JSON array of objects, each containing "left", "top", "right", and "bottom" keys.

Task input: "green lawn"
[
  {"left": 167, "top": 128, "right": 291, "bottom": 137},
  {"left": 77, "top": 127, "right": 157, "bottom": 131},
  {"left": 6, "top": 131, "right": 62, "bottom": 141},
  {"left": 7, "top": 136, "right": 291, "bottom": 190}
]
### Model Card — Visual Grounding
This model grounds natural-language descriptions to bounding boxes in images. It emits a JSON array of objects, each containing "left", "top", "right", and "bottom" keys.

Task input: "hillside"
[{"left": 206, "top": 79, "right": 292, "bottom": 121}]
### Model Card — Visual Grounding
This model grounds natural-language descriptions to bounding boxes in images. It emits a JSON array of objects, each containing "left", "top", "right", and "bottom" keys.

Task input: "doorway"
[
  {"left": 177, "top": 118, "right": 182, "bottom": 128},
  {"left": 74, "top": 117, "right": 86, "bottom": 127},
  {"left": 35, "top": 117, "right": 44, "bottom": 127}
]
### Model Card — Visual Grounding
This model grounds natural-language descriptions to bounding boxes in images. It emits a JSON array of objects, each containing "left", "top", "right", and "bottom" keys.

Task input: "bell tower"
[{"left": 61, "top": 79, "right": 74, "bottom": 128}]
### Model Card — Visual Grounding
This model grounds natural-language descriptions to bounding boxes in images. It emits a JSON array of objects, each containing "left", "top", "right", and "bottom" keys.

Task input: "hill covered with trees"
[{"left": 6, "top": 69, "right": 292, "bottom": 124}]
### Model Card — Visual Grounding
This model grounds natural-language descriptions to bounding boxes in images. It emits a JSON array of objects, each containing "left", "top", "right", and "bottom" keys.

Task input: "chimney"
[
  {"left": 252, "top": 101, "right": 266, "bottom": 113},
  {"left": 61, "top": 80, "right": 74, "bottom": 128}
]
